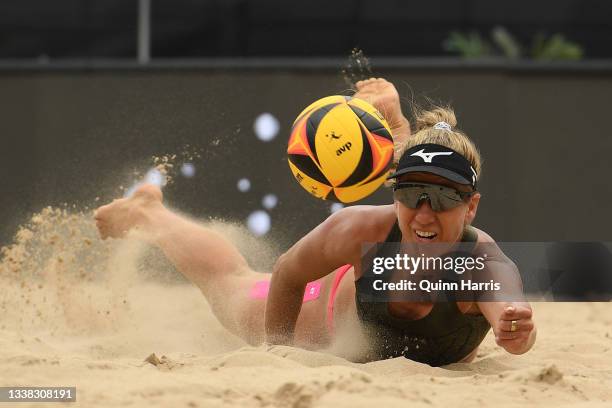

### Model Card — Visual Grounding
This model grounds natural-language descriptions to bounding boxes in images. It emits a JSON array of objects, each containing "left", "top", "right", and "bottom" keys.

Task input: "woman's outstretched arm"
[
  {"left": 265, "top": 207, "right": 367, "bottom": 345},
  {"left": 474, "top": 235, "right": 537, "bottom": 355}
]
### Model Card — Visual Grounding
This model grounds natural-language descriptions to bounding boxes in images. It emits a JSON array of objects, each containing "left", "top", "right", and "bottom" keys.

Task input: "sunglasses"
[{"left": 393, "top": 182, "right": 475, "bottom": 212}]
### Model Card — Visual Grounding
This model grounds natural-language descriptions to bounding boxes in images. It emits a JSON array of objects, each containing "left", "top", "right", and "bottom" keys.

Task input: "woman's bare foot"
[
  {"left": 354, "top": 78, "right": 411, "bottom": 144},
  {"left": 94, "top": 184, "right": 163, "bottom": 239}
]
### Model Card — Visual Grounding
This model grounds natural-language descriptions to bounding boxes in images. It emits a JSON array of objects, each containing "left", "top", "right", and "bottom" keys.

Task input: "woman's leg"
[{"left": 94, "top": 184, "right": 332, "bottom": 346}]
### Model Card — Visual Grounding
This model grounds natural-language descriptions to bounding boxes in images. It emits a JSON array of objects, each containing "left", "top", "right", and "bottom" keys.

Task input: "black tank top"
[{"left": 355, "top": 223, "right": 491, "bottom": 366}]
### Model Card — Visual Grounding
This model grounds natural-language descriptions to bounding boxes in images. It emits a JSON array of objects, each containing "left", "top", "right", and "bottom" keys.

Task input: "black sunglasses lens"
[
  {"left": 393, "top": 189, "right": 420, "bottom": 209},
  {"left": 394, "top": 184, "right": 467, "bottom": 211},
  {"left": 437, "top": 194, "right": 463, "bottom": 210}
]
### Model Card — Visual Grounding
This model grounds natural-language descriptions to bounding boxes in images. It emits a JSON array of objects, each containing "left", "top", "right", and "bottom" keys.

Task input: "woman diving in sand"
[{"left": 94, "top": 78, "right": 536, "bottom": 366}]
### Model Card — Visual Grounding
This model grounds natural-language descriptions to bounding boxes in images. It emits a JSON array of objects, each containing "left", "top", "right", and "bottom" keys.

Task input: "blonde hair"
[{"left": 396, "top": 105, "right": 482, "bottom": 181}]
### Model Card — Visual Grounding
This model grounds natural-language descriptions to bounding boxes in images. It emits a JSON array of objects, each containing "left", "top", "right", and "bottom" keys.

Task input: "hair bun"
[{"left": 414, "top": 107, "right": 458, "bottom": 132}]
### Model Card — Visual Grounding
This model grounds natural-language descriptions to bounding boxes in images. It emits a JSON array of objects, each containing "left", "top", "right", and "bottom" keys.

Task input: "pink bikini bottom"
[{"left": 249, "top": 264, "right": 353, "bottom": 335}]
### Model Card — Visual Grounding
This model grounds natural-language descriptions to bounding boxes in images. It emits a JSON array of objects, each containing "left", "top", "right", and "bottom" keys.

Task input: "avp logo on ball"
[
  {"left": 336, "top": 142, "right": 352, "bottom": 156},
  {"left": 325, "top": 131, "right": 341, "bottom": 141}
]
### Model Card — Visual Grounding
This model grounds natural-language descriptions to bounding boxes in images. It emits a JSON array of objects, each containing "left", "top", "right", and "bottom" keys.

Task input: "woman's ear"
[{"left": 465, "top": 192, "right": 481, "bottom": 226}]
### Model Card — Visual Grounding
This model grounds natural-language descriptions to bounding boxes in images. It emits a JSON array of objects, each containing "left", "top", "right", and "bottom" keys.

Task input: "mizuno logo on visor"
[{"left": 410, "top": 149, "right": 453, "bottom": 163}]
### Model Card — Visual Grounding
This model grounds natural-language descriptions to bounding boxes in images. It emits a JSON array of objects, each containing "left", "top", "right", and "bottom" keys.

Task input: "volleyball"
[{"left": 287, "top": 95, "right": 394, "bottom": 203}]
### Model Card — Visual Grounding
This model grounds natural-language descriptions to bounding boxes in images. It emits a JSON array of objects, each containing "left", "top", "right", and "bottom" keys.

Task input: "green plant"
[
  {"left": 443, "top": 28, "right": 585, "bottom": 61},
  {"left": 491, "top": 26, "right": 522, "bottom": 59},
  {"left": 532, "top": 33, "right": 584, "bottom": 61},
  {"left": 443, "top": 31, "right": 493, "bottom": 58}
]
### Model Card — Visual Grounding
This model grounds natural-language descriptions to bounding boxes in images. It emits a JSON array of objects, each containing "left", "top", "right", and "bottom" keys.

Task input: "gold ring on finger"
[{"left": 510, "top": 320, "right": 518, "bottom": 332}]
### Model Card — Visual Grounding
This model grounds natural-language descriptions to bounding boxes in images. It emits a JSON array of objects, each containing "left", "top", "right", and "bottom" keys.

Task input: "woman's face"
[{"left": 394, "top": 172, "right": 481, "bottom": 243}]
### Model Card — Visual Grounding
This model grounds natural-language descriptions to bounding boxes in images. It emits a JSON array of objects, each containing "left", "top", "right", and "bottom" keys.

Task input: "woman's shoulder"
[
  {"left": 326, "top": 204, "right": 396, "bottom": 242},
  {"left": 472, "top": 226, "right": 496, "bottom": 244},
  {"left": 472, "top": 227, "right": 515, "bottom": 264}
]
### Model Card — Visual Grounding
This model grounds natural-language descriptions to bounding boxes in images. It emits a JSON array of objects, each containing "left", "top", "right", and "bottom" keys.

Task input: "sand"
[{"left": 1, "top": 208, "right": 611, "bottom": 408}]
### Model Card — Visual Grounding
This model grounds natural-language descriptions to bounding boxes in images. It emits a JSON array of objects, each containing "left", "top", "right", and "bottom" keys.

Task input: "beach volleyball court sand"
[{"left": 1, "top": 208, "right": 610, "bottom": 407}]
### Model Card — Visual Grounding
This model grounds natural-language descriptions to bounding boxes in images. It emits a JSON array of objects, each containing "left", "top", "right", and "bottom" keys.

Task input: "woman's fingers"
[
  {"left": 495, "top": 305, "right": 537, "bottom": 354},
  {"left": 498, "top": 319, "right": 534, "bottom": 333},
  {"left": 500, "top": 305, "right": 532, "bottom": 321},
  {"left": 355, "top": 77, "right": 384, "bottom": 90},
  {"left": 496, "top": 329, "right": 529, "bottom": 341},
  {"left": 496, "top": 333, "right": 527, "bottom": 344},
  {"left": 496, "top": 304, "right": 534, "bottom": 341}
]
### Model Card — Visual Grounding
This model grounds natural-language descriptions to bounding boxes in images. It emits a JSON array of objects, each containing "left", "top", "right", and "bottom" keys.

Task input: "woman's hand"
[
  {"left": 494, "top": 304, "right": 537, "bottom": 354},
  {"left": 354, "top": 78, "right": 411, "bottom": 145}
]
